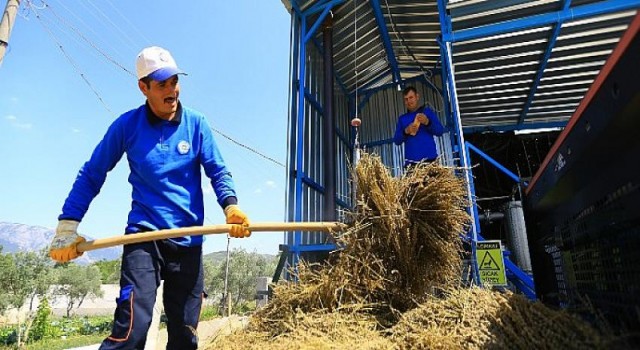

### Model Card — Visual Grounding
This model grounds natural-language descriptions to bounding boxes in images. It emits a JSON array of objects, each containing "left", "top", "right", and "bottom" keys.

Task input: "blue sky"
[{"left": 0, "top": 1, "right": 291, "bottom": 255}]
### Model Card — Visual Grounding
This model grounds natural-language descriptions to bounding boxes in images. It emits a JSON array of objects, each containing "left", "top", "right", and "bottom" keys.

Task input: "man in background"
[{"left": 393, "top": 86, "right": 445, "bottom": 169}]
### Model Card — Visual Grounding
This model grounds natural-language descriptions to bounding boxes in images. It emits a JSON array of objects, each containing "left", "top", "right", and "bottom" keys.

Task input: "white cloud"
[
  {"left": 72, "top": 128, "right": 81, "bottom": 133},
  {"left": 254, "top": 188, "right": 263, "bottom": 194},
  {"left": 265, "top": 180, "right": 276, "bottom": 188},
  {"left": 5, "top": 115, "right": 32, "bottom": 129}
]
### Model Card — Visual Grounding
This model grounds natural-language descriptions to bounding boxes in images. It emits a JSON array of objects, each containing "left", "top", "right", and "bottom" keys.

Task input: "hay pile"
[{"left": 206, "top": 154, "right": 617, "bottom": 350}]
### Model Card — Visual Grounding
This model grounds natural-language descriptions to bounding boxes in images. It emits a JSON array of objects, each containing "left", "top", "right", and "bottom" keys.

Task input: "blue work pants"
[{"left": 99, "top": 238, "right": 204, "bottom": 350}]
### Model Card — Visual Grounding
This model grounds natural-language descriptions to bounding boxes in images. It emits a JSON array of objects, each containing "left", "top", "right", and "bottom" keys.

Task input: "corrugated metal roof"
[{"left": 282, "top": 0, "right": 638, "bottom": 131}]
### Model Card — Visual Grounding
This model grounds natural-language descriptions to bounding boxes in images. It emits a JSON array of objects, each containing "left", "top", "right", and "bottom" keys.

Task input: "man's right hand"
[{"left": 49, "top": 220, "right": 86, "bottom": 263}]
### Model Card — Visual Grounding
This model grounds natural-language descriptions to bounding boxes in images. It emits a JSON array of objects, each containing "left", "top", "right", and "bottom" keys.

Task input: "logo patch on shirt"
[{"left": 177, "top": 140, "right": 190, "bottom": 154}]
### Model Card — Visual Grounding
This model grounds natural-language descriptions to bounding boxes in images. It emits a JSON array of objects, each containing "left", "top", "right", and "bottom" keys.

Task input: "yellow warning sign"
[{"left": 476, "top": 240, "right": 507, "bottom": 286}]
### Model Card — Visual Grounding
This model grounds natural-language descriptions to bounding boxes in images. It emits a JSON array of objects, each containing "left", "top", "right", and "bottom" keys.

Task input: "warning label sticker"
[{"left": 476, "top": 241, "right": 507, "bottom": 286}]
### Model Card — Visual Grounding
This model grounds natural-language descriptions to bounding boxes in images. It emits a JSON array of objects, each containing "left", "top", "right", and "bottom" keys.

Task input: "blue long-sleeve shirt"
[
  {"left": 59, "top": 102, "right": 237, "bottom": 246},
  {"left": 393, "top": 105, "right": 445, "bottom": 167}
]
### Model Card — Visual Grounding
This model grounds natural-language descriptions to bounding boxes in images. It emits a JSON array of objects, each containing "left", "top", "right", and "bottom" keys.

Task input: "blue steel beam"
[
  {"left": 294, "top": 15, "right": 308, "bottom": 265},
  {"left": 305, "top": 88, "right": 323, "bottom": 114},
  {"left": 443, "top": 0, "right": 640, "bottom": 43},
  {"left": 518, "top": 0, "right": 571, "bottom": 125},
  {"left": 466, "top": 141, "right": 522, "bottom": 185},
  {"left": 449, "top": 0, "right": 530, "bottom": 18},
  {"left": 303, "top": 3, "right": 335, "bottom": 43},
  {"left": 304, "top": 0, "right": 334, "bottom": 15},
  {"left": 437, "top": 0, "right": 480, "bottom": 285},
  {"left": 287, "top": 10, "right": 300, "bottom": 224},
  {"left": 369, "top": 0, "right": 402, "bottom": 86},
  {"left": 357, "top": 91, "right": 372, "bottom": 112},
  {"left": 504, "top": 259, "right": 536, "bottom": 299},
  {"left": 362, "top": 138, "right": 394, "bottom": 148},
  {"left": 290, "top": 244, "right": 338, "bottom": 252},
  {"left": 463, "top": 121, "right": 566, "bottom": 134},
  {"left": 303, "top": 0, "right": 347, "bottom": 16}
]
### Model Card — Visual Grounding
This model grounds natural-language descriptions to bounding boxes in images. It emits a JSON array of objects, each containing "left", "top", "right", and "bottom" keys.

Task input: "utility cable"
[
  {"left": 210, "top": 126, "right": 286, "bottom": 168},
  {"left": 44, "top": 1, "right": 135, "bottom": 76},
  {"left": 28, "top": 0, "right": 114, "bottom": 115},
  {"left": 104, "top": 0, "right": 153, "bottom": 46},
  {"left": 29, "top": 0, "right": 284, "bottom": 171},
  {"left": 84, "top": 0, "right": 140, "bottom": 52}
]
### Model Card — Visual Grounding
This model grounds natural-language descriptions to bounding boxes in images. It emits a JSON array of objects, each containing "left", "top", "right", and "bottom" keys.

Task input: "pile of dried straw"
[{"left": 206, "top": 154, "right": 617, "bottom": 350}]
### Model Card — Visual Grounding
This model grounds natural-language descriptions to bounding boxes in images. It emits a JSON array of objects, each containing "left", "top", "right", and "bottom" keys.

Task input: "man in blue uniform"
[
  {"left": 393, "top": 86, "right": 445, "bottom": 169},
  {"left": 49, "top": 46, "right": 251, "bottom": 349}
]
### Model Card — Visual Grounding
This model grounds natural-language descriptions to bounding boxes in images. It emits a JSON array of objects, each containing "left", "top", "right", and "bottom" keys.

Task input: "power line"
[
  {"left": 104, "top": 0, "right": 153, "bottom": 46},
  {"left": 45, "top": 1, "right": 135, "bottom": 76},
  {"left": 84, "top": 0, "right": 140, "bottom": 52},
  {"left": 210, "top": 126, "right": 286, "bottom": 168},
  {"left": 28, "top": 0, "right": 285, "bottom": 170},
  {"left": 28, "top": 0, "right": 114, "bottom": 114}
]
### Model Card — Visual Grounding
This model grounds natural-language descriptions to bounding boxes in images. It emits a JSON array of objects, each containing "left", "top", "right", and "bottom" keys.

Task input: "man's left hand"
[
  {"left": 224, "top": 205, "right": 251, "bottom": 238},
  {"left": 416, "top": 113, "right": 429, "bottom": 125}
]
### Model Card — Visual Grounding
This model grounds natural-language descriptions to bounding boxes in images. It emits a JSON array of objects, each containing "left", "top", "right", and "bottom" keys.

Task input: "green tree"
[
  {"left": 0, "top": 246, "right": 20, "bottom": 313},
  {"left": 93, "top": 259, "right": 121, "bottom": 284},
  {"left": 53, "top": 264, "right": 104, "bottom": 317},
  {"left": 0, "top": 248, "right": 54, "bottom": 346},
  {"left": 206, "top": 249, "right": 277, "bottom": 311}
]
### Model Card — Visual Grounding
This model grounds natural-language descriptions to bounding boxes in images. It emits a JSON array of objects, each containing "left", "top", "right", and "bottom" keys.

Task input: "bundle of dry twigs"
[{"left": 206, "top": 153, "right": 619, "bottom": 350}]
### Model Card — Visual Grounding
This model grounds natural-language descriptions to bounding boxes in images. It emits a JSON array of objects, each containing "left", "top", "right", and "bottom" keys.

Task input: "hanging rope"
[
  {"left": 351, "top": 0, "right": 362, "bottom": 149},
  {"left": 350, "top": 0, "right": 362, "bottom": 207}
]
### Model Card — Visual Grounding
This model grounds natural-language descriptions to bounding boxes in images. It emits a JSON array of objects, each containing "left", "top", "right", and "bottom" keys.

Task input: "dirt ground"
[
  {"left": 155, "top": 316, "right": 248, "bottom": 349},
  {"left": 67, "top": 316, "right": 248, "bottom": 350}
]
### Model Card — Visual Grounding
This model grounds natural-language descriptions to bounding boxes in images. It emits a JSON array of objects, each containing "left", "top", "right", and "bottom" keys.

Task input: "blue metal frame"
[
  {"left": 305, "top": 88, "right": 324, "bottom": 114},
  {"left": 369, "top": 0, "right": 402, "bottom": 86},
  {"left": 466, "top": 142, "right": 525, "bottom": 186},
  {"left": 443, "top": 0, "right": 640, "bottom": 43},
  {"left": 293, "top": 12, "right": 307, "bottom": 269},
  {"left": 466, "top": 141, "right": 536, "bottom": 299},
  {"left": 285, "top": 0, "right": 572, "bottom": 295},
  {"left": 362, "top": 138, "right": 394, "bottom": 148},
  {"left": 437, "top": 0, "right": 481, "bottom": 286},
  {"left": 517, "top": 0, "right": 571, "bottom": 125},
  {"left": 290, "top": 0, "right": 352, "bottom": 269}
]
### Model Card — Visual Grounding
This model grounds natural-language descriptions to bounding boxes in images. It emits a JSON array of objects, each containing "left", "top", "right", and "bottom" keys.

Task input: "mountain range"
[
  {"left": 0, "top": 221, "right": 122, "bottom": 264},
  {"left": 0, "top": 222, "right": 277, "bottom": 265}
]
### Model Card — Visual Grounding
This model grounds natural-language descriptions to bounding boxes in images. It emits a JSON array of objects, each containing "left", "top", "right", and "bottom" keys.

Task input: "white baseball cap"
[{"left": 135, "top": 46, "right": 186, "bottom": 81}]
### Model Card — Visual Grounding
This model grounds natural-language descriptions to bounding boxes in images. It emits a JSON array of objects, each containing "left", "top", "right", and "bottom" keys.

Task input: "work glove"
[
  {"left": 49, "top": 220, "right": 86, "bottom": 263},
  {"left": 224, "top": 205, "right": 251, "bottom": 238}
]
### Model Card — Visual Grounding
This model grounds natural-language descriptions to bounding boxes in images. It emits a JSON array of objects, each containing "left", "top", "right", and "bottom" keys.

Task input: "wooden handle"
[{"left": 77, "top": 222, "right": 346, "bottom": 253}]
